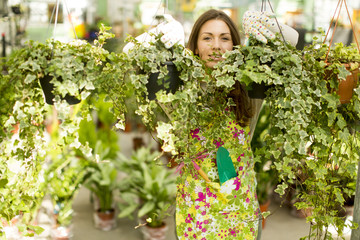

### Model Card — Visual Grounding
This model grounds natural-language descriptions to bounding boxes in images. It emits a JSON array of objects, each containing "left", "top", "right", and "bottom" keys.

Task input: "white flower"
[
  {"left": 185, "top": 195, "right": 192, "bottom": 207},
  {"left": 194, "top": 185, "right": 203, "bottom": 194},
  {"left": 220, "top": 179, "right": 236, "bottom": 195},
  {"left": 238, "top": 133, "right": 245, "bottom": 145}
]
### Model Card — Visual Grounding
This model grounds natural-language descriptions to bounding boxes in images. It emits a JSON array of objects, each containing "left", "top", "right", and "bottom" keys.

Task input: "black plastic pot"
[
  {"left": 11, "top": 6, "right": 21, "bottom": 15},
  {"left": 39, "top": 75, "right": 81, "bottom": 105},
  {"left": 247, "top": 82, "right": 273, "bottom": 99},
  {"left": 146, "top": 61, "right": 182, "bottom": 100}
]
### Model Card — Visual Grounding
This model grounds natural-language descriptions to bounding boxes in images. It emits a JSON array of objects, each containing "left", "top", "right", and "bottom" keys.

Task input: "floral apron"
[{"left": 175, "top": 110, "right": 260, "bottom": 240}]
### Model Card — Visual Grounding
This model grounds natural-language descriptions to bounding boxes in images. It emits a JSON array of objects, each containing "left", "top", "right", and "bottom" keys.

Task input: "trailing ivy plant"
[
  {"left": 214, "top": 36, "right": 360, "bottom": 239},
  {"left": 124, "top": 33, "right": 211, "bottom": 160},
  {"left": 0, "top": 25, "right": 129, "bottom": 237},
  {"left": 125, "top": 31, "right": 359, "bottom": 239}
]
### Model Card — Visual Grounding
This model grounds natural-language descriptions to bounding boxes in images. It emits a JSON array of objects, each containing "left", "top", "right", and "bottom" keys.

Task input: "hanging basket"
[
  {"left": 322, "top": 0, "right": 360, "bottom": 104},
  {"left": 146, "top": 61, "right": 182, "bottom": 100},
  {"left": 39, "top": 74, "right": 81, "bottom": 105},
  {"left": 39, "top": 0, "right": 82, "bottom": 105},
  {"left": 331, "top": 64, "right": 359, "bottom": 104},
  {"left": 245, "top": 0, "right": 284, "bottom": 100},
  {"left": 247, "top": 82, "right": 274, "bottom": 99}
]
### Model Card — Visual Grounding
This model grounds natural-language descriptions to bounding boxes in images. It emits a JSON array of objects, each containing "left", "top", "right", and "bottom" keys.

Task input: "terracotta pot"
[
  {"left": 336, "top": 67, "right": 359, "bottom": 104},
  {"left": 259, "top": 199, "right": 271, "bottom": 229},
  {"left": 141, "top": 223, "right": 168, "bottom": 240},
  {"left": 133, "top": 137, "right": 145, "bottom": 151},
  {"left": 326, "top": 64, "right": 359, "bottom": 104},
  {"left": 93, "top": 209, "right": 117, "bottom": 231},
  {"left": 290, "top": 205, "right": 313, "bottom": 218},
  {"left": 51, "top": 225, "right": 73, "bottom": 240}
]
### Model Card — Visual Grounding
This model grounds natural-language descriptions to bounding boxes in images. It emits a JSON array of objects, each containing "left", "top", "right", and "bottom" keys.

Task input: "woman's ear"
[{"left": 195, "top": 48, "right": 199, "bottom": 54}]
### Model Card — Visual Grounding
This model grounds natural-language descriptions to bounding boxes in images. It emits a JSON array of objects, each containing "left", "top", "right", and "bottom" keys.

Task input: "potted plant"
[
  {"left": 123, "top": 30, "right": 212, "bottom": 156},
  {"left": 84, "top": 141, "right": 119, "bottom": 231},
  {"left": 0, "top": 25, "right": 130, "bottom": 235},
  {"left": 305, "top": 40, "right": 360, "bottom": 104},
  {"left": 125, "top": 33, "right": 184, "bottom": 101},
  {"left": 76, "top": 94, "right": 120, "bottom": 231},
  {"left": 45, "top": 149, "right": 90, "bottom": 240},
  {"left": 210, "top": 30, "right": 360, "bottom": 238},
  {"left": 117, "top": 146, "right": 177, "bottom": 240}
]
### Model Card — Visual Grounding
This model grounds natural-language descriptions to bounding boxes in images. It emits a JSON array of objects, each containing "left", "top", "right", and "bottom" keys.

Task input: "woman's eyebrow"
[{"left": 200, "top": 32, "right": 231, "bottom": 36}]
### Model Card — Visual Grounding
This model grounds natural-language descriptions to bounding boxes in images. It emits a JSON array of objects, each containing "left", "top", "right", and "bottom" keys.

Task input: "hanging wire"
[
  {"left": 261, "top": 0, "right": 266, "bottom": 12},
  {"left": 63, "top": 0, "right": 78, "bottom": 39},
  {"left": 324, "top": 0, "right": 342, "bottom": 44},
  {"left": 261, "top": 0, "right": 286, "bottom": 44},
  {"left": 141, "top": 0, "right": 167, "bottom": 43},
  {"left": 47, "top": 2, "right": 57, "bottom": 37},
  {"left": 48, "top": 0, "right": 78, "bottom": 40},
  {"left": 324, "top": 0, "right": 360, "bottom": 63},
  {"left": 53, "top": 0, "right": 60, "bottom": 39},
  {"left": 343, "top": 0, "right": 360, "bottom": 52}
]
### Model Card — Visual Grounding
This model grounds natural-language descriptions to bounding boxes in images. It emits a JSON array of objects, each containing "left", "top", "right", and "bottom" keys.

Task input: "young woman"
[
  {"left": 175, "top": 9, "right": 260, "bottom": 240},
  {"left": 123, "top": 9, "right": 298, "bottom": 240}
]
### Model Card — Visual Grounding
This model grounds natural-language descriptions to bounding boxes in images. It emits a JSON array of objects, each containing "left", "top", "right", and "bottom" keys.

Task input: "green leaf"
[
  {"left": 138, "top": 201, "right": 155, "bottom": 218},
  {"left": 336, "top": 115, "right": 346, "bottom": 129},
  {"left": 284, "top": 142, "right": 294, "bottom": 155},
  {"left": 27, "top": 225, "right": 44, "bottom": 235},
  {"left": 118, "top": 203, "right": 138, "bottom": 219},
  {"left": 0, "top": 179, "right": 8, "bottom": 188},
  {"left": 337, "top": 65, "right": 351, "bottom": 80},
  {"left": 275, "top": 182, "right": 288, "bottom": 196},
  {"left": 24, "top": 74, "right": 36, "bottom": 84},
  {"left": 322, "top": 93, "right": 339, "bottom": 109}
]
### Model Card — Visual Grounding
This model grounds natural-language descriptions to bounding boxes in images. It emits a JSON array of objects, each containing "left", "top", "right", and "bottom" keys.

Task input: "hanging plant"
[
  {"left": 213, "top": 33, "right": 359, "bottom": 239},
  {"left": 309, "top": 41, "right": 360, "bottom": 104},
  {"left": 0, "top": 25, "right": 129, "bottom": 237},
  {"left": 124, "top": 32, "right": 211, "bottom": 159}
]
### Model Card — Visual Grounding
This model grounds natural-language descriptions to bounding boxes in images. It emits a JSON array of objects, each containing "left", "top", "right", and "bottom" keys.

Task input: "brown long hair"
[{"left": 187, "top": 9, "right": 253, "bottom": 127}]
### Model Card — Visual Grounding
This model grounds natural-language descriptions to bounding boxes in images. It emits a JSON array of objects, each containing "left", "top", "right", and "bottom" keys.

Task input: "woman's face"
[{"left": 196, "top": 19, "right": 233, "bottom": 68}]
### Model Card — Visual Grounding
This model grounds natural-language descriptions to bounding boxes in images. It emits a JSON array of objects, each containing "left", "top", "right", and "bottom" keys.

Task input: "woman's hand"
[
  {"left": 242, "top": 10, "right": 299, "bottom": 46},
  {"left": 123, "top": 14, "right": 185, "bottom": 53}
]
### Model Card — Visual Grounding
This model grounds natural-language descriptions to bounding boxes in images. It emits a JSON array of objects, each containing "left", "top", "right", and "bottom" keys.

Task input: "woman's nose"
[{"left": 212, "top": 39, "right": 221, "bottom": 50}]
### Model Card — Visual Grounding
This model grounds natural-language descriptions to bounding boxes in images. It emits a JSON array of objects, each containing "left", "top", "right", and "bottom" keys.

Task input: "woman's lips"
[{"left": 209, "top": 55, "right": 222, "bottom": 61}]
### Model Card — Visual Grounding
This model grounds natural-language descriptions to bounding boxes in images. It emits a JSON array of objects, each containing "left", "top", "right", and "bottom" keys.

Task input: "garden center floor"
[
  {"left": 23, "top": 186, "right": 352, "bottom": 240},
  {"left": 69, "top": 188, "right": 353, "bottom": 240},
  {"left": 8, "top": 132, "right": 353, "bottom": 240}
]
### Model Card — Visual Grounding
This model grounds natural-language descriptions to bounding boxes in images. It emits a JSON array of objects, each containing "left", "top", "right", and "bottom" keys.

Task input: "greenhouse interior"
[{"left": 1, "top": 0, "right": 360, "bottom": 239}]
